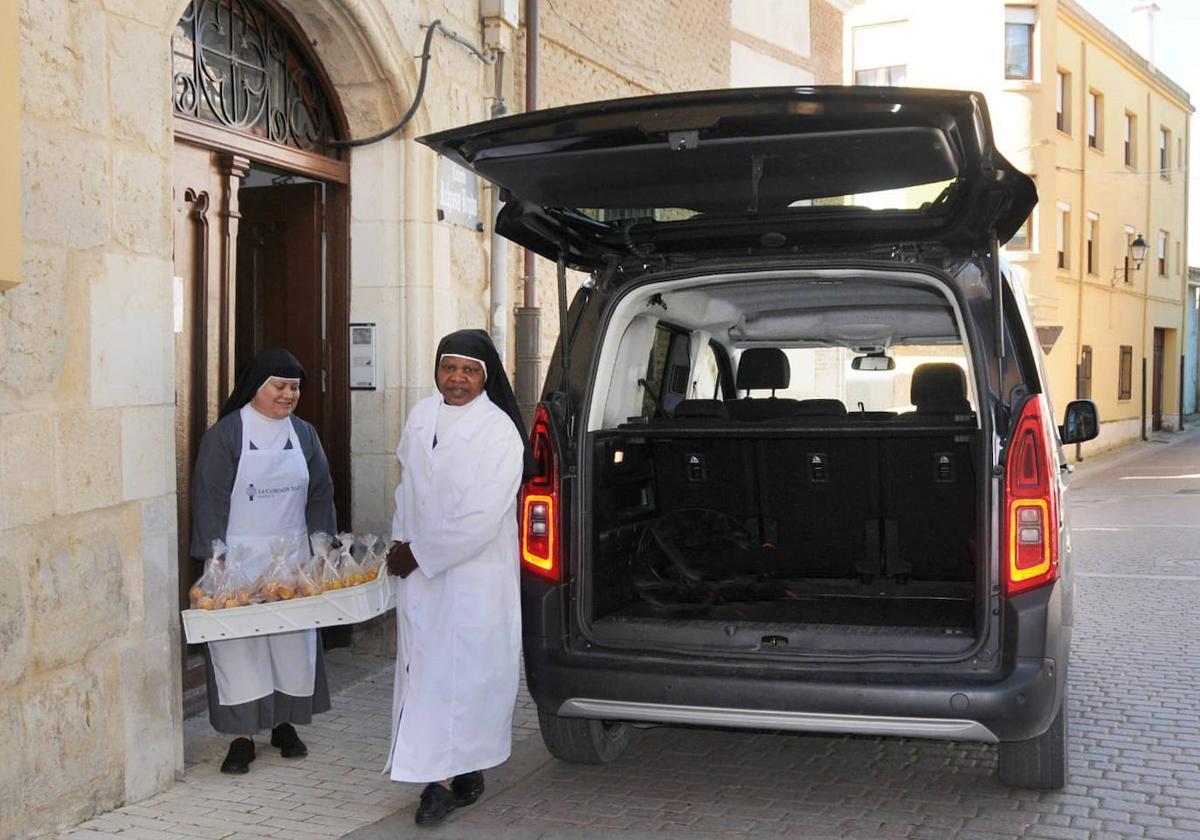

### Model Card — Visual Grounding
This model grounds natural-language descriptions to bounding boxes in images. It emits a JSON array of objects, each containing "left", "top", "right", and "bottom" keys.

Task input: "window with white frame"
[
  {"left": 1086, "top": 212, "right": 1099, "bottom": 275},
  {"left": 1158, "top": 231, "right": 1168, "bottom": 276},
  {"left": 855, "top": 65, "right": 907, "bottom": 86},
  {"left": 1056, "top": 203, "right": 1070, "bottom": 269},
  {"left": 1056, "top": 70, "right": 1070, "bottom": 132},
  {"left": 1123, "top": 226, "right": 1136, "bottom": 284},
  {"left": 1005, "top": 6, "right": 1036, "bottom": 79},
  {"left": 853, "top": 22, "right": 908, "bottom": 87},
  {"left": 1087, "top": 91, "right": 1102, "bottom": 149},
  {"left": 1160, "top": 127, "right": 1170, "bottom": 177},
  {"left": 1124, "top": 112, "right": 1136, "bottom": 167},
  {"left": 1007, "top": 175, "right": 1035, "bottom": 251}
]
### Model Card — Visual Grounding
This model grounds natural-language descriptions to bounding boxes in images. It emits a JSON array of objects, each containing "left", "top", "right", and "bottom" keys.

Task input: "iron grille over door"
[{"left": 172, "top": 0, "right": 341, "bottom": 158}]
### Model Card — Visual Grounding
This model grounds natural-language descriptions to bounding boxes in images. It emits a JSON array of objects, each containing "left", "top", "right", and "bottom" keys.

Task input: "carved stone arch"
[
  {"left": 165, "top": 0, "right": 427, "bottom": 142},
  {"left": 277, "top": 0, "right": 430, "bottom": 139}
]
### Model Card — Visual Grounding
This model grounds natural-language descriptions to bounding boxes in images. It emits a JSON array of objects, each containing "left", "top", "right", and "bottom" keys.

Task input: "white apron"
[
  {"left": 208, "top": 409, "right": 317, "bottom": 707},
  {"left": 384, "top": 393, "right": 525, "bottom": 782}
]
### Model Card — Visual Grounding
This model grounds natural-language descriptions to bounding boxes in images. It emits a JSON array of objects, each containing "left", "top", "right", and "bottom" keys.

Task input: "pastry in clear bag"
[
  {"left": 320, "top": 546, "right": 347, "bottom": 591},
  {"left": 216, "top": 542, "right": 254, "bottom": 609},
  {"left": 188, "top": 540, "right": 225, "bottom": 610},
  {"left": 261, "top": 536, "right": 299, "bottom": 602},
  {"left": 339, "top": 540, "right": 369, "bottom": 587},
  {"left": 293, "top": 540, "right": 323, "bottom": 598},
  {"left": 359, "top": 534, "right": 385, "bottom": 582},
  {"left": 305, "top": 531, "right": 333, "bottom": 589}
]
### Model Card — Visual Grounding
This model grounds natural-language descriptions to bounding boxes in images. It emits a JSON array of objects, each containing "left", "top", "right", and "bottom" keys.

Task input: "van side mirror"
[
  {"left": 851, "top": 354, "right": 895, "bottom": 371},
  {"left": 1059, "top": 399, "right": 1099, "bottom": 444}
]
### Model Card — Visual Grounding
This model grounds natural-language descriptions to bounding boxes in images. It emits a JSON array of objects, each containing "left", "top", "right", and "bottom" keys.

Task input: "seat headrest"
[
  {"left": 674, "top": 399, "right": 729, "bottom": 419},
  {"left": 793, "top": 398, "right": 848, "bottom": 417},
  {"left": 736, "top": 348, "right": 790, "bottom": 391},
  {"left": 910, "top": 363, "right": 971, "bottom": 413}
]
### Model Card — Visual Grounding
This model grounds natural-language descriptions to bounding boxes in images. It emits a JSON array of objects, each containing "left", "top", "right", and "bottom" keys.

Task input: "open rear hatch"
[
  {"left": 421, "top": 88, "right": 1027, "bottom": 661},
  {"left": 420, "top": 86, "right": 1036, "bottom": 270}
]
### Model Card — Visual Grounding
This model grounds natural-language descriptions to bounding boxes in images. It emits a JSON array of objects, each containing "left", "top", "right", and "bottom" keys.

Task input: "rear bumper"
[
  {"left": 557, "top": 697, "right": 999, "bottom": 742},
  {"left": 522, "top": 583, "right": 1069, "bottom": 743},
  {"left": 525, "top": 646, "right": 1058, "bottom": 742}
]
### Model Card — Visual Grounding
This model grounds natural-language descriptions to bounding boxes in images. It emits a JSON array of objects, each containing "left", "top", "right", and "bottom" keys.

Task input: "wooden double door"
[{"left": 172, "top": 138, "right": 351, "bottom": 695}]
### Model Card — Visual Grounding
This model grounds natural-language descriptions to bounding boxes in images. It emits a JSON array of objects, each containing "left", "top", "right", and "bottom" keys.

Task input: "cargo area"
[
  {"left": 584, "top": 420, "right": 983, "bottom": 656},
  {"left": 576, "top": 271, "right": 989, "bottom": 658}
]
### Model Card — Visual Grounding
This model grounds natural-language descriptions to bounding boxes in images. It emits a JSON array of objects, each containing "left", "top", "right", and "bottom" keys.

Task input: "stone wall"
[
  {"left": 2, "top": 0, "right": 842, "bottom": 834},
  {"left": 810, "top": 0, "right": 846, "bottom": 83},
  {"left": 510, "top": 0, "right": 733, "bottom": 368},
  {"left": 0, "top": 3, "right": 18, "bottom": 292},
  {"left": 2, "top": 2, "right": 183, "bottom": 837},
  {"left": 350, "top": 0, "right": 734, "bottom": 658}
]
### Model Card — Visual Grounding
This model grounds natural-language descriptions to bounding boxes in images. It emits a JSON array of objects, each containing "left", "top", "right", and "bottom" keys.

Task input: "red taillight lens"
[
  {"left": 520, "top": 404, "right": 560, "bottom": 580},
  {"left": 1004, "top": 395, "right": 1059, "bottom": 595}
]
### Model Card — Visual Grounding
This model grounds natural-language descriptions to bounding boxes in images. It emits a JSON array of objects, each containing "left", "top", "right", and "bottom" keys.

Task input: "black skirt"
[{"left": 203, "top": 637, "right": 332, "bottom": 734}]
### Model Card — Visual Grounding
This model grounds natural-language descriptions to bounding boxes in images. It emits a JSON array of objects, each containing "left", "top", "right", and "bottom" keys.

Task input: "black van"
[{"left": 421, "top": 86, "right": 1100, "bottom": 790}]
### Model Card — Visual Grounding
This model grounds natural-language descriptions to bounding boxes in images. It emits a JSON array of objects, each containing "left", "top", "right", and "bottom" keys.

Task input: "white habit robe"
[{"left": 385, "top": 391, "right": 525, "bottom": 782}]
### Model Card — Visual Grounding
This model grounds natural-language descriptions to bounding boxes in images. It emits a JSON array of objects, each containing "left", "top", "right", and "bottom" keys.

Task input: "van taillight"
[
  {"left": 1003, "top": 395, "right": 1059, "bottom": 596},
  {"left": 521, "top": 404, "right": 560, "bottom": 580}
]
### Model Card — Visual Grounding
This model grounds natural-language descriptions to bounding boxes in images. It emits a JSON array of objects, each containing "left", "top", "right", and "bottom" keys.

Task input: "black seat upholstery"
[
  {"left": 880, "top": 434, "right": 976, "bottom": 580},
  {"left": 910, "top": 363, "right": 972, "bottom": 416},
  {"left": 793, "top": 398, "right": 847, "bottom": 417},
  {"left": 758, "top": 437, "right": 880, "bottom": 577},
  {"left": 673, "top": 399, "right": 729, "bottom": 419},
  {"left": 728, "top": 348, "right": 799, "bottom": 421}
]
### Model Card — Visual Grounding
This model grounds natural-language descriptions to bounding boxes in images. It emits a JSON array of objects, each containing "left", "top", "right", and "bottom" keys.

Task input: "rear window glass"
[
  {"left": 771, "top": 345, "right": 973, "bottom": 413},
  {"left": 578, "top": 179, "right": 956, "bottom": 225}
]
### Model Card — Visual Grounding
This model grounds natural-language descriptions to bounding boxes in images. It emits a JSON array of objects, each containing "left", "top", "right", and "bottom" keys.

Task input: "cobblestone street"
[{"left": 57, "top": 428, "right": 1200, "bottom": 840}]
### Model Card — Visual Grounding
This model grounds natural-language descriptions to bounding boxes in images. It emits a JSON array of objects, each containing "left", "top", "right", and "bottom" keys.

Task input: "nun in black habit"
[
  {"left": 383, "top": 330, "right": 532, "bottom": 826},
  {"left": 190, "top": 348, "right": 336, "bottom": 774}
]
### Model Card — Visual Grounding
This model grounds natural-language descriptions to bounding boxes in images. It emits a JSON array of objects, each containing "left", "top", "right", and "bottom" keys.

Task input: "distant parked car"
[{"left": 423, "top": 86, "right": 1100, "bottom": 789}]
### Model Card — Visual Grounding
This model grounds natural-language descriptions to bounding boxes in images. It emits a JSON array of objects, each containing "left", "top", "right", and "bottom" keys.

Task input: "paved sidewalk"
[
  {"left": 56, "top": 428, "right": 1200, "bottom": 840},
  {"left": 54, "top": 650, "right": 543, "bottom": 840}
]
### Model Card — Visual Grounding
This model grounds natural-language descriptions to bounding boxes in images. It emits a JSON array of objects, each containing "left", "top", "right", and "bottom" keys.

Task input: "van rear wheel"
[
  {"left": 997, "top": 694, "right": 1068, "bottom": 790},
  {"left": 537, "top": 709, "right": 634, "bottom": 764}
]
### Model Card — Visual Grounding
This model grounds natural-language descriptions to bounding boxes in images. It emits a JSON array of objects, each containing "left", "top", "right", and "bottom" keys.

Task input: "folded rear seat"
[
  {"left": 883, "top": 363, "right": 977, "bottom": 580},
  {"left": 673, "top": 399, "right": 729, "bottom": 419}
]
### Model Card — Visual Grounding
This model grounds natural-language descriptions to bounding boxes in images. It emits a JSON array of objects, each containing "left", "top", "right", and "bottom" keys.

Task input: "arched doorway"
[{"left": 169, "top": 0, "right": 353, "bottom": 703}]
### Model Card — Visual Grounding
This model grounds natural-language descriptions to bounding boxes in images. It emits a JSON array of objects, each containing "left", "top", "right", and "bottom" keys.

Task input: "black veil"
[
  {"left": 219, "top": 348, "right": 307, "bottom": 418},
  {"left": 436, "top": 329, "right": 535, "bottom": 480}
]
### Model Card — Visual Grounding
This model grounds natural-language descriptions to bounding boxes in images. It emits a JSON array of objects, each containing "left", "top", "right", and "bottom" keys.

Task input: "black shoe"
[
  {"left": 270, "top": 723, "right": 308, "bottom": 758},
  {"left": 220, "top": 737, "right": 255, "bottom": 774},
  {"left": 414, "top": 783, "right": 456, "bottom": 827},
  {"left": 451, "top": 771, "right": 485, "bottom": 807}
]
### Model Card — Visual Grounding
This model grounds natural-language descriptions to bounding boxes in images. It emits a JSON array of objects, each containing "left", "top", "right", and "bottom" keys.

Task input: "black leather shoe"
[
  {"left": 414, "top": 783, "right": 456, "bottom": 826},
  {"left": 270, "top": 723, "right": 308, "bottom": 758},
  {"left": 451, "top": 771, "right": 485, "bottom": 807},
  {"left": 220, "top": 738, "right": 255, "bottom": 774}
]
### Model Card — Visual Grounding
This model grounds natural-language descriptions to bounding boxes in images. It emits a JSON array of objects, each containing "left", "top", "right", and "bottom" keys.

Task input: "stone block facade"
[
  {"left": 2, "top": 0, "right": 844, "bottom": 835},
  {"left": 4, "top": 2, "right": 183, "bottom": 837}
]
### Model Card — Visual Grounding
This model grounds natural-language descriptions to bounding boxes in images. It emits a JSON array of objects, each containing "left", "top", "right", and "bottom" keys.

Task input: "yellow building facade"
[{"left": 848, "top": 0, "right": 1192, "bottom": 454}]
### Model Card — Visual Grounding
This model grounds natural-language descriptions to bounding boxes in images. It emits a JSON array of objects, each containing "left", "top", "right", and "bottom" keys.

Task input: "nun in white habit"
[
  {"left": 190, "top": 347, "right": 337, "bottom": 774},
  {"left": 385, "top": 329, "right": 534, "bottom": 826}
]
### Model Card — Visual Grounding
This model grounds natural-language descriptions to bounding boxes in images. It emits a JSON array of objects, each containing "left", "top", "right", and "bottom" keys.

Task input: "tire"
[
  {"left": 998, "top": 694, "right": 1068, "bottom": 790},
  {"left": 537, "top": 709, "right": 634, "bottom": 764}
]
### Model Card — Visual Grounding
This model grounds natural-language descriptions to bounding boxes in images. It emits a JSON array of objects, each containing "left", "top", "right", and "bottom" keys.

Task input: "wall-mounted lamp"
[{"left": 1113, "top": 233, "right": 1149, "bottom": 283}]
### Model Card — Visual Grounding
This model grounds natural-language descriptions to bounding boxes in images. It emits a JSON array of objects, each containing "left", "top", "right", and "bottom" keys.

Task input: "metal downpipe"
[{"left": 514, "top": 0, "right": 542, "bottom": 421}]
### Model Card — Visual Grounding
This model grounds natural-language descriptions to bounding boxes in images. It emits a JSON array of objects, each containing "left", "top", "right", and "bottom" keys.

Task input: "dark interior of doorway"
[{"left": 234, "top": 163, "right": 353, "bottom": 651}]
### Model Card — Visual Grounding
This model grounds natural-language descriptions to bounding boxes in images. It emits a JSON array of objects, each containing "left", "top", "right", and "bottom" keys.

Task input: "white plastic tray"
[{"left": 182, "top": 571, "right": 395, "bottom": 643}]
